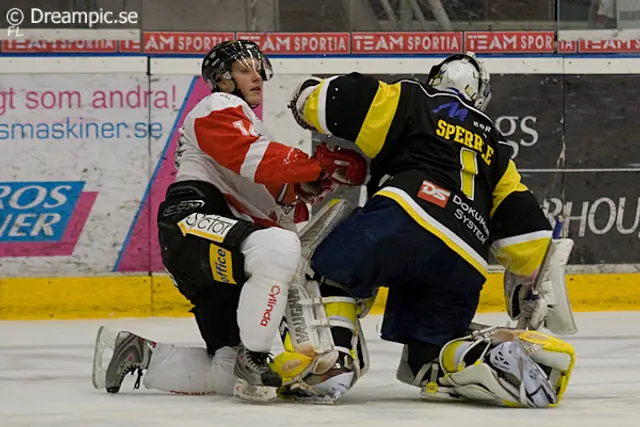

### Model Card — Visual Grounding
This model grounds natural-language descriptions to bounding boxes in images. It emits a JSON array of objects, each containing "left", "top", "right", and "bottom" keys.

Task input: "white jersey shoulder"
[{"left": 187, "top": 92, "right": 258, "bottom": 123}]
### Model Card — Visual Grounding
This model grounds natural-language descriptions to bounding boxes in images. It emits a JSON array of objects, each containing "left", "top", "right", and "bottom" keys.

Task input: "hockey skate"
[
  {"left": 233, "top": 344, "right": 283, "bottom": 402},
  {"left": 91, "top": 326, "right": 155, "bottom": 393}
]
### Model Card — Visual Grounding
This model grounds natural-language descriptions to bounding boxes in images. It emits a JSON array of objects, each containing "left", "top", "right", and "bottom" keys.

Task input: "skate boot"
[
  {"left": 104, "top": 330, "right": 155, "bottom": 393},
  {"left": 233, "top": 344, "right": 283, "bottom": 402}
]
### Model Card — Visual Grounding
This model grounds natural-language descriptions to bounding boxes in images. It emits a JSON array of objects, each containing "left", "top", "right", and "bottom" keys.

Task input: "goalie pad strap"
[
  {"left": 301, "top": 296, "right": 357, "bottom": 306},
  {"left": 310, "top": 319, "right": 356, "bottom": 331}
]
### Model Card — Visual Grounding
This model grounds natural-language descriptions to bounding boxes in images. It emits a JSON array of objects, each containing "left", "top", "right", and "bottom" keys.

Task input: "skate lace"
[
  {"left": 248, "top": 351, "right": 274, "bottom": 373},
  {"left": 118, "top": 364, "right": 145, "bottom": 390}
]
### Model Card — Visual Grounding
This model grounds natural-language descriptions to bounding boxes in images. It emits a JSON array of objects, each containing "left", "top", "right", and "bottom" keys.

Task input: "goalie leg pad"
[
  {"left": 421, "top": 327, "right": 575, "bottom": 408},
  {"left": 284, "top": 278, "right": 357, "bottom": 374},
  {"left": 284, "top": 198, "right": 361, "bottom": 374}
]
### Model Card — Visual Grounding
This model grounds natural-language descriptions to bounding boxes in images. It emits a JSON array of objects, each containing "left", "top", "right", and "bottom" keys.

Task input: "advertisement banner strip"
[{"left": 2, "top": 31, "right": 640, "bottom": 55}]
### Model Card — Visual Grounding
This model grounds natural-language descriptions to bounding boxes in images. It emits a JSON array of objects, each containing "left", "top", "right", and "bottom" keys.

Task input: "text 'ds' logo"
[{"left": 418, "top": 180, "right": 451, "bottom": 208}]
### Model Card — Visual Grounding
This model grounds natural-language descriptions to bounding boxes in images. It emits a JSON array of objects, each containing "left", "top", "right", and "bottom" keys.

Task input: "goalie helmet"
[
  {"left": 427, "top": 52, "right": 492, "bottom": 111},
  {"left": 201, "top": 39, "right": 274, "bottom": 94}
]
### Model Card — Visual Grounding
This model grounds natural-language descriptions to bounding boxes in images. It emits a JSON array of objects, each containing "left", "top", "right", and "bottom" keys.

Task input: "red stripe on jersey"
[
  {"left": 194, "top": 105, "right": 254, "bottom": 175},
  {"left": 253, "top": 139, "right": 323, "bottom": 184},
  {"left": 194, "top": 105, "right": 323, "bottom": 186}
]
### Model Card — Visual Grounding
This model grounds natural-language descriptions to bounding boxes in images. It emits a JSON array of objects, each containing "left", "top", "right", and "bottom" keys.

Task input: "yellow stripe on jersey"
[
  {"left": 354, "top": 81, "right": 402, "bottom": 158},
  {"left": 491, "top": 231, "right": 552, "bottom": 277},
  {"left": 303, "top": 79, "right": 327, "bottom": 134},
  {"left": 375, "top": 188, "right": 488, "bottom": 278},
  {"left": 490, "top": 159, "right": 529, "bottom": 218}
]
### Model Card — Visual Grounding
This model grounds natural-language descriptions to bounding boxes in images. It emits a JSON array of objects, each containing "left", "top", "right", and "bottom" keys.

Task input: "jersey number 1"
[{"left": 460, "top": 148, "right": 478, "bottom": 200}]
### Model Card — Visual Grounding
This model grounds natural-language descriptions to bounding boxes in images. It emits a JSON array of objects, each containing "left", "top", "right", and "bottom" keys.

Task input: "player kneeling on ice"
[
  {"left": 91, "top": 40, "right": 367, "bottom": 403},
  {"left": 280, "top": 52, "right": 578, "bottom": 407}
]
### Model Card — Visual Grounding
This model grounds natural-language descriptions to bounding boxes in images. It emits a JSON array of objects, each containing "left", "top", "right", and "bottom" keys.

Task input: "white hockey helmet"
[{"left": 427, "top": 52, "right": 492, "bottom": 111}]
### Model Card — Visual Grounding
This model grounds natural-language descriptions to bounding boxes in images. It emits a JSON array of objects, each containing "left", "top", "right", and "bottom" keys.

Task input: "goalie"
[{"left": 279, "top": 52, "right": 578, "bottom": 407}]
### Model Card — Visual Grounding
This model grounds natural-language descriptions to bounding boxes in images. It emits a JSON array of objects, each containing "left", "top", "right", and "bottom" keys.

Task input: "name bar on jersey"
[{"left": 2, "top": 31, "right": 639, "bottom": 54}]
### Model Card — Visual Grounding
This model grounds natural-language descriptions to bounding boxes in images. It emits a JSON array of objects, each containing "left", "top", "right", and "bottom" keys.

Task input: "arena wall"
[{"left": 1, "top": 54, "right": 639, "bottom": 319}]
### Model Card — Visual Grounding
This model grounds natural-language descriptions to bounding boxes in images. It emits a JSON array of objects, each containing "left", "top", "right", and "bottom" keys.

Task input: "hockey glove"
[
  {"left": 288, "top": 77, "right": 323, "bottom": 131},
  {"left": 314, "top": 143, "right": 368, "bottom": 186}
]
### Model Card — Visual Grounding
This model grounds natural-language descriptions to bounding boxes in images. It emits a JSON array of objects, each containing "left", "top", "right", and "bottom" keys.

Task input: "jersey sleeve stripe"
[
  {"left": 491, "top": 231, "right": 551, "bottom": 277},
  {"left": 490, "top": 159, "right": 529, "bottom": 218},
  {"left": 239, "top": 137, "right": 270, "bottom": 182},
  {"left": 194, "top": 105, "right": 254, "bottom": 175},
  {"left": 355, "top": 81, "right": 402, "bottom": 158},
  {"left": 492, "top": 230, "right": 552, "bottom": 248}
]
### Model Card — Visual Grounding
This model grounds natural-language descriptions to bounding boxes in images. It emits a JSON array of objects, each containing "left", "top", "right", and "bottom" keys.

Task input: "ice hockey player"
[
  {"left": 282, "top": 52, "right": 577, "bottom": 407},
  {"left": 91, "top": 40, "right": 367, "bottom": 402}
]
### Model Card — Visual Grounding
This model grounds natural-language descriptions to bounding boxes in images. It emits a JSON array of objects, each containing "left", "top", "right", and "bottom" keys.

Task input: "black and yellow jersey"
[{"left": 303, "top": 72, "right": 552, "bottom": 278}]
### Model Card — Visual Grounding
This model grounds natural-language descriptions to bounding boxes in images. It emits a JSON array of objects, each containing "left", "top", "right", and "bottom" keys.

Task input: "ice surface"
[{"left": 1, "top": 312, "right": 639, "bottom": 427}]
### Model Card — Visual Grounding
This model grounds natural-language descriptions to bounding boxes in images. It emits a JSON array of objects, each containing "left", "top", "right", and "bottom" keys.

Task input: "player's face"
[{"left": 230, "top": 58, "right": 264, "bottom": 106}]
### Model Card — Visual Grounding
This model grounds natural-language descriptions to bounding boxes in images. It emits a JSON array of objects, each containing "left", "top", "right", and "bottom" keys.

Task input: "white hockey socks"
[{"left": 143, "top": 344, "right": 238, "bottom": 395}]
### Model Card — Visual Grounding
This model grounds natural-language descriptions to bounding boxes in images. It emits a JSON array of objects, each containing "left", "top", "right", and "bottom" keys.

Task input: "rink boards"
[
  {"left": 1, "top": 272, "right": 640, "bottom": 320},
  {"left": 1, "top": 55, "right": 640, "bottom": 319}
]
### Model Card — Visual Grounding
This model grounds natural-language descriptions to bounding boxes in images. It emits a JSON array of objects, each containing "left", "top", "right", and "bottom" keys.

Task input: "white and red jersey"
[{"left": 175, "top": 91, "right": 322, "bottom": 229}]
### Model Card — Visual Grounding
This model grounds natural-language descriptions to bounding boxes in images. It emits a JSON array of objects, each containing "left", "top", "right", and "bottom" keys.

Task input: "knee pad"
[{"left": 242, "top": 227, "right": 301, "bottom": 283}]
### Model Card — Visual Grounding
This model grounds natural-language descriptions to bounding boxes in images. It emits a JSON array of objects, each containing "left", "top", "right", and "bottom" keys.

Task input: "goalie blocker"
[{"left": 504, "top": 235, "right": 578, "bottom": 336}]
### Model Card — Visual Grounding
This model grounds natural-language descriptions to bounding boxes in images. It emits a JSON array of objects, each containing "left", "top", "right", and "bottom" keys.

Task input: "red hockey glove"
[
  {"left": 314, "top": 143, "right": 368, "bottom": 186},
  {"left": 294, "top": 177, "right": 338, "bottom": 205}
]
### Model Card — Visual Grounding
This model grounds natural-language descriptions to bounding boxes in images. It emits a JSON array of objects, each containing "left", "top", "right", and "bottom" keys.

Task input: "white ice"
[{"left": 1, "top": 312, "right": 639, "bottom": 427}]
